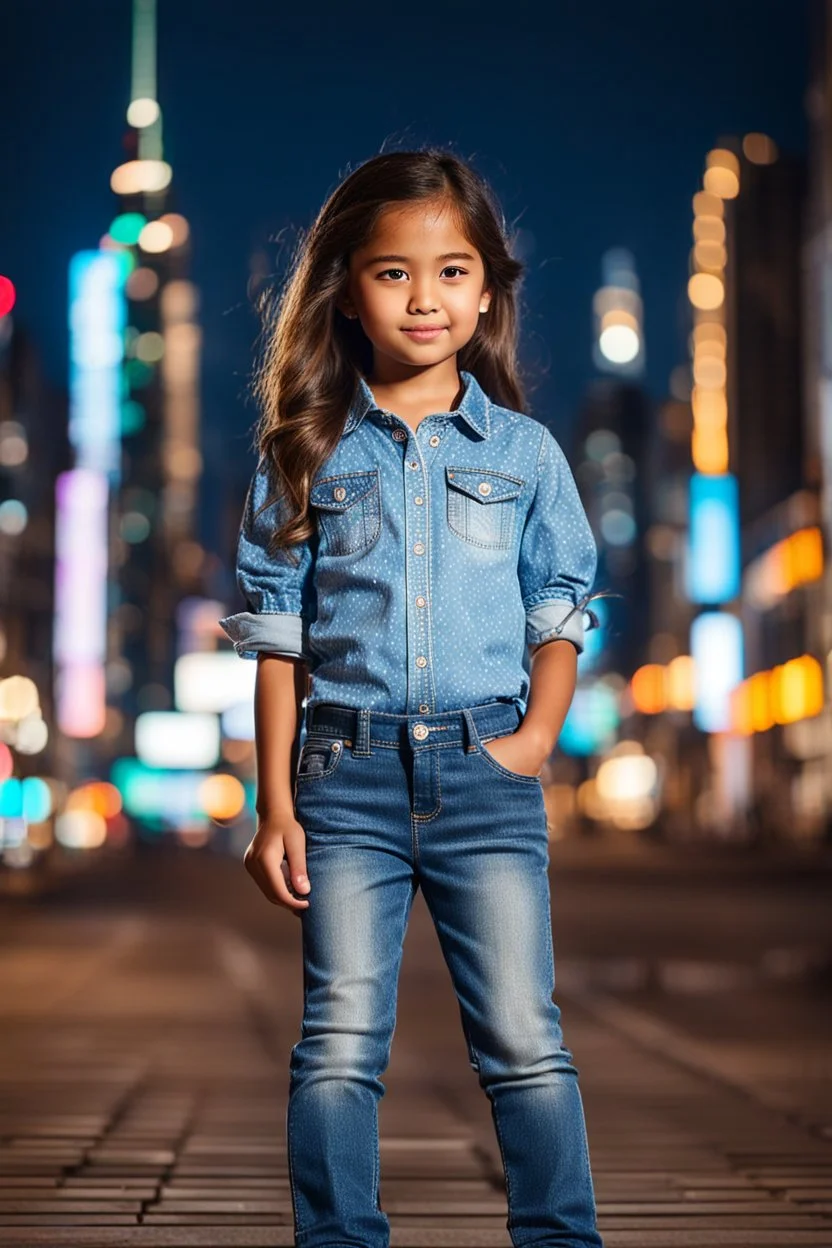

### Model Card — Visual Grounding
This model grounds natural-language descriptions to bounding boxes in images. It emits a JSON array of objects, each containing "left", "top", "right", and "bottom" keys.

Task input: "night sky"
[{"left": 4, "top": 0, "right": 810, "bottom": 555}]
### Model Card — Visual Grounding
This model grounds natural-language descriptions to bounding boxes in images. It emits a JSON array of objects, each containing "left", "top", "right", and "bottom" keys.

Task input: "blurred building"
[
  {"left": 795, "top": 0, "right": 832, "bottom": 838},
  {"left": 54, "top": 0, "right": 204, "bottom": 790}
]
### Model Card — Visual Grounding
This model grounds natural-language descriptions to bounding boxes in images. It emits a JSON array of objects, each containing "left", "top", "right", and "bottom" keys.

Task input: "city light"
[
  {"left": 127, "top": 97, "right": 160, "bottom": 128},
  {"left": 0, "top": 275, "right": 16, "bottom": 318},
  {"left": 109, "top": 212, "right": 147, "bottom": 245},
  {"left": 54, "top": 468, "right": 109, "bottom": 738},
  {"left": 686, "top": 472, "right": 740, "bottom": 603},
  {"left": 691, "top": 612, "right": 744, "bottom": 733},
  {"left": 110, "top": 159, "right": 172, "bottom": 195},
  {"left": 135, "top": 711, "right": 221, "bottom": 769}
]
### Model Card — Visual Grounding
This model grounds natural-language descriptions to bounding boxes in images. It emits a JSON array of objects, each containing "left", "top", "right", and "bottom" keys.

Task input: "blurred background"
[
  {"left": 2, "top": 3, "right": 832, "bottom": 1242},
  {"left": 2, "top": 0, "right": 831, "bottom": 864}
]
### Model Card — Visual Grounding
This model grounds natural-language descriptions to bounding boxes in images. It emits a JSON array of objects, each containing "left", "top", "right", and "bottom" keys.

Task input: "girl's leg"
[
  {"left": 288, "top": 739, "right": 415, "bottom": 1248},
  {"left": 416, "top": 719, "right": 604, "bottom": 1248}
]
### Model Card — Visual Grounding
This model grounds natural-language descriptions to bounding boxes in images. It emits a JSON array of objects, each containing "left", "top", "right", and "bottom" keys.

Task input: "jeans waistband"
[{"left": 303, "top": 697, "right": 523, "bottom": 756}]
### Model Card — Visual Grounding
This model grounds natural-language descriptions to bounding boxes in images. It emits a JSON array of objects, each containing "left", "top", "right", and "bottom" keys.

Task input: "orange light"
[
  {"left": 771, "top": 655, "right": 824, "bottom": 725},
  {"left": 747, "top": 671, "right": 772, "bottom": 733},
  {"left": 200, "top": 773, "right": 246, "bottom": 821},
  {"left": 666, "top": 655, "right": 696, "bottom": 711},
  {"left": 691, "top": 425, "right": 729, "bottom": 474},
  {"left": 631, "top": 664, "right": 667, "bottom": 714},
  {"left": 787, "top": 527, "right": 824, "bottom": 589}
]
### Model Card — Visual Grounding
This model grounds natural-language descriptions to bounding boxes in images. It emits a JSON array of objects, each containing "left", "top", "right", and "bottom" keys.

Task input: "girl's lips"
[{"left": 402, "top": 327, "right": 447, "bottom": 340}]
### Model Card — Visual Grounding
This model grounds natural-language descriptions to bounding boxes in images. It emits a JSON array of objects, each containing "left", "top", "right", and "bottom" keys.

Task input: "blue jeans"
[{"left": 288, "top": 697, "right": 604, "bottom": 1248}]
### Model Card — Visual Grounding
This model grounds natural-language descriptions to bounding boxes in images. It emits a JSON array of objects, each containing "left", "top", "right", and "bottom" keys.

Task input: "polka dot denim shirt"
[{"left": 219, "top": 370, "right": 598, "bottom": 717}]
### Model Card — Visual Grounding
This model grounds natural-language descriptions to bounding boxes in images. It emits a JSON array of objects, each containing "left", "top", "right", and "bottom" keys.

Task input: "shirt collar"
[{"left": 343, "top": 368, "right": 491, "bottom": 439}]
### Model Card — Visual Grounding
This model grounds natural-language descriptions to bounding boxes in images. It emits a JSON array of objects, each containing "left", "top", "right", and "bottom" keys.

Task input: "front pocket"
[
  {"left": 446, "top": 466, "right": 524, "bottom": 550},
  {"left": 310, "top": 468, "right": 381, "bottom": 556},
  {"left": 295, "top": 735, "right": 346, "bottom": 782},
  {"left": 474, "top": 733, "right": 542, "bottom": 785}
]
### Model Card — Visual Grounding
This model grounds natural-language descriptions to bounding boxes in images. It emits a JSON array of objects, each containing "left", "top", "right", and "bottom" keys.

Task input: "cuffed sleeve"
[
  {"left": 518, "top": 425, "right": 598, "bottom": 654},
  {"left": 218, "top": 455, "right": 316, "bottom": 661}
]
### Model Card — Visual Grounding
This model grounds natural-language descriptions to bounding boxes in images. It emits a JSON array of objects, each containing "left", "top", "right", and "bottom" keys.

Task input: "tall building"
[{"left": 54, "top": 0, "right": 203, "bottom": 784}]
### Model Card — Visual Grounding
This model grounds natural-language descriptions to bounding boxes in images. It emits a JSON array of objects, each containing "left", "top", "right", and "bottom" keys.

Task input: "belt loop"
[
  {"left": 461, "top": 706, "right": 480, "bottom": 753},
  {"left": 353, "top": 707, "right": 372, "bottom": 756}
]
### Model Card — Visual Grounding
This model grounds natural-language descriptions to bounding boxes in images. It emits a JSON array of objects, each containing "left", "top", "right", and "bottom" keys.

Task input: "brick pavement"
[{"left": 0, "top": 890, "right": 831, "bottom": 1246}]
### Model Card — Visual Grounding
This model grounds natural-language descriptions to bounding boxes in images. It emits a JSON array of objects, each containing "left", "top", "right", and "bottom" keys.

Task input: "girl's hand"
[
  {"left": 480, "top": 726, "right": 549, "bottom": 777},
  {"left": 243, "top": 813, "right": 312, "bottom": 915}
]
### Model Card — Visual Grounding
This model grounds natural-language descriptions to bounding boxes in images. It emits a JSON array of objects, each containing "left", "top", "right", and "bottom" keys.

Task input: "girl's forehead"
[{"left": 356, "top": 202, "right": 479, "bottom": 256}]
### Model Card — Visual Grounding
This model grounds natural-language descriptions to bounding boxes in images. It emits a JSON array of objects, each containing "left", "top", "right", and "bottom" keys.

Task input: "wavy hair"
[{"left": 249, "top": 146, "right": 526, "bottom": 559}]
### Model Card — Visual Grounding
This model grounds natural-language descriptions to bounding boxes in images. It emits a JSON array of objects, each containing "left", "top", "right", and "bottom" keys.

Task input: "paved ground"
[{"left": 0, "top": 841, "right": 831, "bottom": 1247}]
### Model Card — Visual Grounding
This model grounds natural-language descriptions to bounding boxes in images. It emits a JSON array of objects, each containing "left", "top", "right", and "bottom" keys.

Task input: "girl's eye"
[{"left": 377, "top": 266, "right": 468, "bottom": 280}]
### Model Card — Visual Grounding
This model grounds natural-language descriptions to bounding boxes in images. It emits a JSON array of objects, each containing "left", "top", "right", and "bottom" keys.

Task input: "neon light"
[
  {"left": 68, "top": 251, "right": 128, "bottom": 478},
  {"left": 686, "top": 472, "right": 740, "bottom": 603},
  {"left": 691, "top": 612, "right": 744, "bottom": 733}
]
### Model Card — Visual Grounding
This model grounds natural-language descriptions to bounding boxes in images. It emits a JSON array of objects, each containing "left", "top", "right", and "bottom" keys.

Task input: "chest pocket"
[
  {"left": 446, "top": 465, "right": 525, "bottom": 551},
  {"left": 310, "top": 468, "right": 381, "bottom": 557}
]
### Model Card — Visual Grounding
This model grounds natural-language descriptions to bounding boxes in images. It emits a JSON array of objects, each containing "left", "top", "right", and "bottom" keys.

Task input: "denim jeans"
[{"left": 287, "top": 697, "right": 604, "bottom": 1248}]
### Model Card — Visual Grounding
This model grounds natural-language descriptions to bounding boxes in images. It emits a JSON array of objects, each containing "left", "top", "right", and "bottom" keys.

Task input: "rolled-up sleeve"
[
  {"left": 518, "top": 424, "right": 598, "bottom": 654},
  {"left": 218, "top": 455, "right": 316, "bottom": 661}
]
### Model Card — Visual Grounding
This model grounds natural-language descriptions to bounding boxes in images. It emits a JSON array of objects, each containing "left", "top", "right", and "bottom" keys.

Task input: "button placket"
[
  {"left": 382, "top": 409, "right": 437, "bottom": 715},
  {"left": 398, "top": 426, "right": 435, "bottom": 715}
]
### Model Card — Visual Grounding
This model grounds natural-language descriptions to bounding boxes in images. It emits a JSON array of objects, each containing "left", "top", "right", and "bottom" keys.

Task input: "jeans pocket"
[
  {"left": 445, "top": 465, "right": 524, "bottom": 551},
  {"left": 310, "top": 468, "right": 381, "bottom": 557},
  {"left": 295, "top": 734, "right": 346, "bottom": 783},
  {"left": 473, "top": 732, "right": 542, "bottom": 785}
]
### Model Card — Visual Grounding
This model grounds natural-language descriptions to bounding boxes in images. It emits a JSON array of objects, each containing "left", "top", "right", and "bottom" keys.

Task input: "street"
[{"left": 0, "top": 838, "right": 831, "bottom": 1246}]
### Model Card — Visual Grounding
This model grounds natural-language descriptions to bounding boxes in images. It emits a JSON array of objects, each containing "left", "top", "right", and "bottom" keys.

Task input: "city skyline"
[{"left": 3, "top": 0, "right": 811, "bottom": 551}]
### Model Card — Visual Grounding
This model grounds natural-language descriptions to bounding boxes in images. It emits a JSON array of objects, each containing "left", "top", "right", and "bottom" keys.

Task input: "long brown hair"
[{"left": 250, "top": 147, "right": 526, "bottom": 558}]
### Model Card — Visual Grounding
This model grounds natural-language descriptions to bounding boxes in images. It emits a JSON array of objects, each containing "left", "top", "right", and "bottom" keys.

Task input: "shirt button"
[
  {"left": 413, "top": 541, "right": 425, "bottom": 555},
  {"left": 392, "top": 429, "right": 407, "bottom": 441},
  {"left": 478, "top": 481, "right": 492, "bottom": 496},
  {"left": 408, "top": 460, "right": 419, "bottom": 469},
  {"left": 333, "top": 485, "right": 347, "bottom": 501},
  {"left": 414, "top": 495, "right": 424, "bottom": 504},
  {"left": 416, "top": 595, "right": 426, "bottom": 607},
  {"left": 415, "top": 655, "right": 427, "bottom": 668},
  {"left": 428, "top": 434, "right": 440, "bottom": 446},
  {"left": 418, "top": 703, "right": 430, "bottom": 713},
  {"left": 412, "top": 723, "right": 429, "bottom": 740}
]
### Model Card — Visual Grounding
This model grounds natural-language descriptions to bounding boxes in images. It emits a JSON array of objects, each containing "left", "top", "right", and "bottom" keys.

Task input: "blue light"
[
  {"left": 558, "top": 684, "right": 620, "bottom": 756},
  {"left": 686, "top": 473, "right": 740, "bottom": 603},
  {"left": 690, "top": 611, "right": 744, "bottom": 733},
  {"left": 68, "top": 249, "right": 129, "bottom": 482}
]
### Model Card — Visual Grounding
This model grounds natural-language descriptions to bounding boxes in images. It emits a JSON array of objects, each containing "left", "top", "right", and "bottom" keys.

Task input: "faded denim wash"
[
  {"left": 219, "top": 369, "right": 598, "bottom": 716},
  {"left": 219, "top": 369, "right": 604, "bottom": 1248},
  {"left": 288, "top": 697, "right": 604, "bottom": 1248}
]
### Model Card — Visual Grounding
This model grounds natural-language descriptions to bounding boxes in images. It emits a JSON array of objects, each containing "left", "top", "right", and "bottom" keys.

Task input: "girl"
[{"left": 220, "top": 147, "right": 604, "bottom": 1248}]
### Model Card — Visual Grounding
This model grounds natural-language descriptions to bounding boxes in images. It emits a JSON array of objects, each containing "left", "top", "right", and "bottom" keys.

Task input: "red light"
[{"left": 0, "top": 276, "right": 16, "bottom": 318}]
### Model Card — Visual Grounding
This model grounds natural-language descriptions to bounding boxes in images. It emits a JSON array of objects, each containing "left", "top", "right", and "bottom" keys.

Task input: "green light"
[
  {"left": 126, "top": 358, "right": 154, "bottom": 389},
  {"left": 110, "top": 213, "right": 147, "bottom": 245},
  {"left": 121, "top": 400, "right": 146, "bottom": 436}
]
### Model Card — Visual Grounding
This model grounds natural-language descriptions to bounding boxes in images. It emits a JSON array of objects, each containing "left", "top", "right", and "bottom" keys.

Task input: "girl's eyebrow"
[{"left": 363, "top": 251, "right": 477, "bottom": 266}]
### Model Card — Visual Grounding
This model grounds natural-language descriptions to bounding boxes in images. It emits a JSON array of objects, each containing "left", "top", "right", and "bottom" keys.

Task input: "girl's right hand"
[{"left": 243, "top": 813, "right": 312, "bottom": 915}]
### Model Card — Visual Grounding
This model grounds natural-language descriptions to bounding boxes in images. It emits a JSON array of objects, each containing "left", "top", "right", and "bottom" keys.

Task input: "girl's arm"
[
  {"left": 245, "top": 653, "right": 313, "bottom": 913},
  {"left": 515, "top": 638, "right": 578, "bottom": 767}
]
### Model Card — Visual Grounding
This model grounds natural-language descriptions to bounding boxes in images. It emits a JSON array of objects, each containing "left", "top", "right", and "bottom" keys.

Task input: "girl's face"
[{"left": 339, "top": 199, "right": 492, "bottom": 374}]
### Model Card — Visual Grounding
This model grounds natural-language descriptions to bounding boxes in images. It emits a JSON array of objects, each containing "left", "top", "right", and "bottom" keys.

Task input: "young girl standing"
[{"left": 220, "top": 147, "right": 605, "bottom": 1248}]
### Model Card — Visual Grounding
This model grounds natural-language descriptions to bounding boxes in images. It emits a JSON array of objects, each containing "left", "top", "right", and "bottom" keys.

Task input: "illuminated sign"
[
  {"left": 690, "top": 611, "right": 743, "bottom": 732},
  {"left": 686, "top": 472, "right": 740, "bottom": 603}
]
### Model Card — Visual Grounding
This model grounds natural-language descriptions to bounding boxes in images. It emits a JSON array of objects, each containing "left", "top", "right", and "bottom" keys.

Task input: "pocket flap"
[
  {"left": 445, "top": 465, "right": 524, "bottom": 504},
  {"left": 310, "top": 469, "right": 378, "bottom": 511}
]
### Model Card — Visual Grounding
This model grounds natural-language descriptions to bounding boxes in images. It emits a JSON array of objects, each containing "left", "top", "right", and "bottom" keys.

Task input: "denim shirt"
[{"left": 219, "top": 369, "right": 597, "bottom": 717}]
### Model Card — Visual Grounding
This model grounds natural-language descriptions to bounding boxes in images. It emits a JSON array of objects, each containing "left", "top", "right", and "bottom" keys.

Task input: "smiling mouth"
[{"left": 402, "top": 327, "right": 448, "bottom": 333}]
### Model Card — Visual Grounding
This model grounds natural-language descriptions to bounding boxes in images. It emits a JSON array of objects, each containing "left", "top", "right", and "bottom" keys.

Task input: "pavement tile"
[{"left": 1, "top": 897, "right": 831, "bottom": 1248}]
